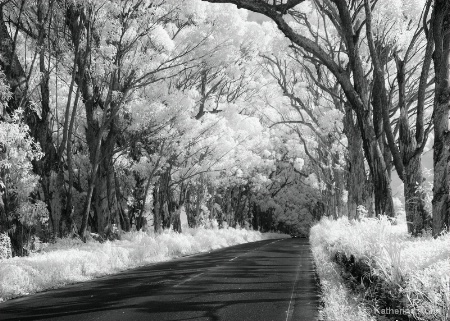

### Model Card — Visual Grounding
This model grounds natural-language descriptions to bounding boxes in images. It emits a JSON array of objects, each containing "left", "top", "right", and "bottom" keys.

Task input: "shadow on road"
[{"left": 0, "top": 238, "right": 320, "bottom": 321}]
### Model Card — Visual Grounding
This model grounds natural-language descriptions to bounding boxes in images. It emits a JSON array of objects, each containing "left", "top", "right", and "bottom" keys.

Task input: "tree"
[
  {"left": 429, "top": 0, "right": 450, "bottom": 236},
  {"left": 62, "top": 0, "right": 223, "bottom": 239},
  {"left": 200, "top": 0, "right": 395, "bottom": 218},
  {"left": 201, "top": 0, "right": 435, "bottom": 236},
  {"left": 1, "top": 0, "right": 308, "bottom": 249}
]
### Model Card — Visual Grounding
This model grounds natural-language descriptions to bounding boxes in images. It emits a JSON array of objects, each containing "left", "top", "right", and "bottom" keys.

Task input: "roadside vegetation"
[{"left": 311, "top": 214, "right": 450, "bottom": 321}]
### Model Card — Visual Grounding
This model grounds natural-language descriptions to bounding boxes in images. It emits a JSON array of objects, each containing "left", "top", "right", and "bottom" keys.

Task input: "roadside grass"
[
  {"left": 0, "top": 226, "right": 287, "bottom": 302},
  {"left": 310, "top": 216, "right": 450, "bottom": 321},
  {"left": 310, "top": 225, "right": 375, "bottom": 321}
]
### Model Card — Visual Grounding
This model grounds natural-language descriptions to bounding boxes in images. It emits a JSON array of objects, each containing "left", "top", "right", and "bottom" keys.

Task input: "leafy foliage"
[{"left": 0, "top": 111, "right": 47, "bottom": 227}]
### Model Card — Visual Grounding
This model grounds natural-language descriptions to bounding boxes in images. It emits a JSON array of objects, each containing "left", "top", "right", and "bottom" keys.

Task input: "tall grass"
[
  {"left": 310, "top": 234, "right": 376, "bottom": 321},
  {"left": 311, "top": 216, "right": 450, "bottom": 321}
]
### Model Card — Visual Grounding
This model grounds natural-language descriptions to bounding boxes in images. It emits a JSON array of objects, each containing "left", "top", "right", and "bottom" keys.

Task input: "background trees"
[
  {"left": 202, "top": 0, "right": 444, "bottom": 236},
  {"left": 0, "top": 0, "right": 317, "bottom": 255},
  {"left": 0, "top": 0, "right": 446, "bottom": 256}
]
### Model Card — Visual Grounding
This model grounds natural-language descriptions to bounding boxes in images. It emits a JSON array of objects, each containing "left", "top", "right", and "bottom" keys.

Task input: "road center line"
[
  {"left": 229, "top": 239, "right": 280, "bottom": 262},
  {"left": 176, "top": 239, "right": 285, "bottom": 287},
  {"left": 285, "top": 254, "right": 302, "bottom": 321}
]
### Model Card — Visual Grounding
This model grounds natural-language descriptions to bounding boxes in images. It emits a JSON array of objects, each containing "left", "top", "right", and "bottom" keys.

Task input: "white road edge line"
[{"left": 174, "top": 272, "right": 205, "bottom": 288}]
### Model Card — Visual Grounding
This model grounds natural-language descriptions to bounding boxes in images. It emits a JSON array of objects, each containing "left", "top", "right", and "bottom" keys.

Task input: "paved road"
[{"left": 0, "top": 238, "right": 320, "bottom": 321}]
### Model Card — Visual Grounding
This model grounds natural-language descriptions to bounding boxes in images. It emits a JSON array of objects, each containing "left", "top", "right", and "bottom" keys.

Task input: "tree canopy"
[{"left": 0, "top": 0, "right": 447, "bottom": 255}]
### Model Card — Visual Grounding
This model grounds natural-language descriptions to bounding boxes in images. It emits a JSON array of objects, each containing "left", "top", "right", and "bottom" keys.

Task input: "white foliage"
[
  {"left": 305, "top": 173, "right": 320, "bottom": 190},
  {"left": 318, "top": 109, "right": 344, "bottom": 133},
  {"left": 150, "top": 25, "right": 175, "bottom": 53},
  {"left": 0, "top": 112, "right": 44, "bottom": 223},
  {"left": 0, "top": 70, "right": 11, "bottom": 110},
  {"left": 293, "top": 157, "right": 304, "bottom": 171}
]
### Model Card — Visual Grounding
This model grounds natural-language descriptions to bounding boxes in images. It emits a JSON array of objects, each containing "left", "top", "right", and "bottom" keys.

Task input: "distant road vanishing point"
[{"left": 0, "top": 238, "right": 320, "bottom": 321}]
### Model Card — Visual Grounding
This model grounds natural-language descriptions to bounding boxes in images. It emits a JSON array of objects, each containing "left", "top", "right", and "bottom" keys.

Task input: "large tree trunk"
[
  {"left": 355, "top": 91, "right": 394, "bottom": 217},
  {"left": 184, "top": 188, "right": 195, "bottom": 228},
  {"left": 372, "top": 145, "right": 394, "bottom": 217},
  {"left": 132, "top": 175, "right": 147, "bottom": 230},
  {"left": 61, "top": 77, "right": 82, "bottom": 237},
  {"left": 396, "top": 57, "right": 431, "bottom": 235},
  {"left": 251, "top": 202, "right": 260, "bottom": 230},
  {"left": 404, "top": 154, "right": 429, "bottom": 234},
  {"left": 331, "top": 150, "right": 347, "bottom": 218},
  {"left": 93, "top": 159, "right": 112, "bottom": 235},
  {"left": 153, "top": 168, "right": 178, "bottom": 233},
  {"left": 36, "top": 19, "right": 59, "bottom": 236},
  {"left": 91, "top": 126, "right": 117, "bottom": 236},
  {"left": 79, "top": 115, "right": 116, "bottom": 239},
  {"left": 66, "top": 3, "right": 122, "bottom": 240},
  {"left": 114, "top": 173, "right": 130, "bottom": 231},
  {"left": 337, "top": 0, "right": 394, "bottom": 217},
  {"left": 152, "top": 184, "right": 162, "bottom": 233},
  {"left": 344, "top": 107, "right": 372, "bottom": 219},
  {"left": 431, "top": 0, "right": 450, "bottom": 236},
  {"left": 370, "top": 44, "right": 395, "bottom": 218},
  {"left": 184, "top": 177, "right": 207, "bottom": 228}
]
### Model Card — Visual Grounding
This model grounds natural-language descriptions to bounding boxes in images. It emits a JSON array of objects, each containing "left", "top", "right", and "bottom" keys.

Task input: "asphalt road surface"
[{"left": 0, "top": 238, "right": 320, "bottom": 321}]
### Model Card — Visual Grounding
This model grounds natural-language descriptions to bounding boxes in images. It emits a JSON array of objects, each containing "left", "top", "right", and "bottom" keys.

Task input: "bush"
[{"left": 0, "top": 233, "right": 12, "bottom": 260}]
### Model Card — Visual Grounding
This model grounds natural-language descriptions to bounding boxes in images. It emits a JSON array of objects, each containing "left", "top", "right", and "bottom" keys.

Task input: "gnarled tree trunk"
[
  {"left": 153, "top": 168, "right": 179, "bottom": 233},
  {"left": 344, "top": 106, "right": 372, "bottom": 219},
  {"left": 431, "top": 0, "right": 450, "bottom": 236}
]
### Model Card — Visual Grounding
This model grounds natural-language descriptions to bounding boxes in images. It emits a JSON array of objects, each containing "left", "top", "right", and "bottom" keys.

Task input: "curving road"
[{"left": 0, "top": 238, "right": 320, "bottom": 321}]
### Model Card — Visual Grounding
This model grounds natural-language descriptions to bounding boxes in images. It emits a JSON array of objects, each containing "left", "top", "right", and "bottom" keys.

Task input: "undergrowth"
[{"left": 311, "top": 216, "right": 450, "bottom": 321}]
